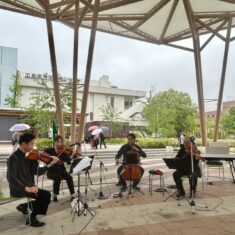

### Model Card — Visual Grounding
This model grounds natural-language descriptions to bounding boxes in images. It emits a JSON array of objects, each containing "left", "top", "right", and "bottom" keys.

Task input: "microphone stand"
[
  {"left": 188, "top": 139, "right": 207, "bottom": 214},
  {"left": 96, "top": 155, "right": 109, "bottom": 200}
]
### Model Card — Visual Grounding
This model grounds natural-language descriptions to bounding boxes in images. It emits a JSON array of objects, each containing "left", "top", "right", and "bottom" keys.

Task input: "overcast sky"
[{"left": 0, "top": 10, "right": 234, "bottom": 111}]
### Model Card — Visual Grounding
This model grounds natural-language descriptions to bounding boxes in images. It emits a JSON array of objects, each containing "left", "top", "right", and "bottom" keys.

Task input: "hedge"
[
  {"left": 106, "top": 138, "right": 179, "bottom": 148},
  {"left": 35, "top": 137, "right": 235, "bottom": 150},
  {"left": 35, "top": 138, "right": 71, "bottom": 150}
]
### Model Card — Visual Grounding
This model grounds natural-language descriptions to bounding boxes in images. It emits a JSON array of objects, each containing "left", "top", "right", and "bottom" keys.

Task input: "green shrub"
[
  {"left": 107, "top": 137, "right": 179, "bottom": 148},
  {"left": 106, "top": 138, "right": 126, "bottom": 145},
  {"left": 136, "top": 138, "right": 179, "bottom": 148},
  {"left": 35, "top": 138, "right": 71, "bottom": 150},
  {"left": 35, "top": 138, "right": 53, "bottom": 150}
]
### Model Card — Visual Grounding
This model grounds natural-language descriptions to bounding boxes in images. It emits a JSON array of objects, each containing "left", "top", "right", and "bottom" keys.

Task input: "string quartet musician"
[
  {"left": 44, "top": 135, "right": 82, "bottom": 202},
  {"left": 173, "top": 136, "right": 202, "bottom": 198},
  {"left": 7, "top": 133, "right": 59, "bottom": 227},
  {"left": 115, "top": 133, "right": 146, "bottom": 190}
]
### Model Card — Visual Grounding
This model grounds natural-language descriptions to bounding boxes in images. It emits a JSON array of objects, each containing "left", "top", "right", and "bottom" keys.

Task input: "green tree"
[
  {"left": 21, "top": 78, "right": 75, "bottom": 135},
  {"left": 5, "top": 70, "right": 22, "bottom": 107},
  {"left": 206, "top": 117, "right": 215, "bottom": 139},
  {"left": 142, "top": 89, "right": 198, "bottom": 138},
  {"left": 101, "top": 104, "right": 122, "bottom": 137},
  {"left": 222, "top": 107, "right": 235, "bottom": 137}
]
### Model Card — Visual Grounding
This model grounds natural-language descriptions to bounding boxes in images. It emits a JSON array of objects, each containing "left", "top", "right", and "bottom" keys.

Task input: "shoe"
[
  {"left": 175, "top": 191, "right": 185, "bottom": 198},
  {"left": 188, "top": 191, "right": 196, "bottom": 198},
  {"left": 70, "top": 195, "right": 75, "bottom": 201},
  {"left": 26, "top": 218, "right": 45, "bottom": 227},
  {"left": 116, "top": 181, "right": 122, "bottom": 186},
  {"left": 16, "top": 204, "right": 28, "bottom": 215},
  {"left": 132, "top": 185, "right": 140, "bottom": 190},
  {"left": 53, "top": 195, "right": 58, "bottom": 202}
]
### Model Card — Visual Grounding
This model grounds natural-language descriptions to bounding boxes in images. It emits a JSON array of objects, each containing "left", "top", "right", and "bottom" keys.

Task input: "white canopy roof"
[{"left": 0, "top": 0, "right": 235, "bottom": 46}]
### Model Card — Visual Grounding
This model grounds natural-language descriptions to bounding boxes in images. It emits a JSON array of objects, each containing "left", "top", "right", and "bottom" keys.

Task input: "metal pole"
[
  {"left": 213, "top": 18, "right": 232, "bottom": 142},
  {"left": 78, "top": 0, "right": 100, "bottom": 143},
  {"left": 71, "top": 0, "right": 80, "bottom": 144},
  {"left": 183, "top": 0, "right": 207, "bottom": 146},
  {"left": 44, "top": 0, "right": 65, "bottom": 138}
]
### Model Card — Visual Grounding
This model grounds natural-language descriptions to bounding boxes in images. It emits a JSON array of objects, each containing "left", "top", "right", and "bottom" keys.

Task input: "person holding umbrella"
[
  {"left": 9, "top": 123, "right": 31, "bottom": 153},
  {"left": 11, "top": 131, "right": 20, "bottom": 152},
  {"left": 99, "top": 132, "right": 107, "bottom": 149}
]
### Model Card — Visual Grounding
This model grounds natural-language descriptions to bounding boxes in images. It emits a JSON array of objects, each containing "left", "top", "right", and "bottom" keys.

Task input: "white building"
[
  {"left": 19, "top": 73, "right": 147, "bottom": 122},
  {"left": 120, "top": 98, "right": 148, "bottom": 127}
]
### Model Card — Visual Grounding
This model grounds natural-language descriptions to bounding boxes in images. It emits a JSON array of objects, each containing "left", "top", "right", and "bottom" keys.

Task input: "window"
[
  {"left": 109, "top": 96, "right": 114, "bottom": 108},
  {"left": 90, "top": 112, "right": 93, "bottom": 121},
  {"left": 124, "top": 97, "right": 133, "bottom": 110}
]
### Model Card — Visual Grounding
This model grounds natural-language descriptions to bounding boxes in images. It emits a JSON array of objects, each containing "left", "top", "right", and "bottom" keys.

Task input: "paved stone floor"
[
  {"left": 1, "top": 143, "right": 235, "bottom": 235},
  {"left": 1, "top": 180, "right": 235, "bottom": 235}
]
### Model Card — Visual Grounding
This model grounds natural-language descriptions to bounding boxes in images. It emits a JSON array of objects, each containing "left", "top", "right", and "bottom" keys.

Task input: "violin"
[
  {"left": 183, "top": 143, "right": 202, "bottom": 160},
  {"left": 57, "top": 145, "right": 73, "bottom": 157},
  {"left": 26, "top": 149, "right": 54, "bottom": 164},
  {"left": 57, "top": 144, "right": 82, "bottom": 159}
]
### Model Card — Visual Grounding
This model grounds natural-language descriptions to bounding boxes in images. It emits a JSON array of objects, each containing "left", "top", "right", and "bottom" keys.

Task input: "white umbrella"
[
  {"left": 9, "top": 123, "right": 30, "bottom": 132},
  {"left": 91, "top": 128, "right": 102, "bottom": 136}
]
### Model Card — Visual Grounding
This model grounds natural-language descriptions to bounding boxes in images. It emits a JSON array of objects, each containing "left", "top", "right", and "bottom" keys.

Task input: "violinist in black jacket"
[
  {"left": 173, "top": 136, "right": 201, "bottom": 198},
  {"left": 7, "top": 133, "right": 58, "bottom": 227},
  {"left": 44, "top": 135, "right": 78, "bottom": 202}
]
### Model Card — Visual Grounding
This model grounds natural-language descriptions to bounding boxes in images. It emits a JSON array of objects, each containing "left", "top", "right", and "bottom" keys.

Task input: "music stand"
[
  {"left": 164, "top": 158, "right": 189, "bottom": 171},
  {"left": 70, "top": 156, "right": 94, "bottom": 220}
]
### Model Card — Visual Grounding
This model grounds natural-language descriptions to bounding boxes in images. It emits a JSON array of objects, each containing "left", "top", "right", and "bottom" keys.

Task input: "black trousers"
[
  {"left": 18, "top": 189, "right": 51, "bottom": 218},
  {"left": 173, "top": 170, "right": 198, "bottom": 193},
  {"left": 47, "top": 170, "right": 75, "bottom": 195},
  {"left": 117, "top": 164, "right": 144, "bottom": 186},
  {"left": 100, "top": 140, "right": 106, "bottom": 148}
]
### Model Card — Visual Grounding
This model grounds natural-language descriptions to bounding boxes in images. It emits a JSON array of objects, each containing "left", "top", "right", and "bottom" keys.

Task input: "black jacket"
[
  {"left": 44, "top": 147, "right": 71, "bottom": 173},
  {"left": 7, "top": 149, "right": 47, "bottom": 197},
  {"left": 175, "top": 146, "right": 201, "bottom": 177},
  {"left": 115, "top": 143, "right": 147, "bottom": 163}
]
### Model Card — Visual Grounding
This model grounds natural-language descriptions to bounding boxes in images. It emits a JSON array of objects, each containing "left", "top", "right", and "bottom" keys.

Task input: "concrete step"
[{"left": 0, "top": 148, "right": 176, "bottom": 166}]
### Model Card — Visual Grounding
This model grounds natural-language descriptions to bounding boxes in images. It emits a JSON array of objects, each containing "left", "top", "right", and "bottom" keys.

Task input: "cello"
[{"left": 121, "top": 146, "right": 142, "bottom": 182}]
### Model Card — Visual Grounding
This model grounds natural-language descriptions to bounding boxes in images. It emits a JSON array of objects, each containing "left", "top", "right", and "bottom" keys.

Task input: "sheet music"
[{"left": 73, "top": 156, "right": 92, "bottom": 174}]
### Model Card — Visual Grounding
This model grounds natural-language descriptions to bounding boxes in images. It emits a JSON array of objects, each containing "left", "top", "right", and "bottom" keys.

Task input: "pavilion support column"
[
  {"left": 44, "top": 0, "right": 64, "bottom": 138},
  {"left": 213, "top": 18, "right": 232, "bottom": 142},
  {"left": 78, "top": 0, "right": 100, "bottom": 143},
  {"left": 183, "top": 0, "right": 207, "bottom": 146},
  {"left": 71, "top": 0, "right": 80, "bottom": 144}
]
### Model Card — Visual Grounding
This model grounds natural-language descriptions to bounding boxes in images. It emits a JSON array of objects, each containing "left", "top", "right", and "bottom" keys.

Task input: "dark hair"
[
  {"left": 127, "top": 133, "right": 136, "bottom": 140},
  {"left": 54, "top": 135, "right": 63, "bottom": 143},
  {"left": 19, "top": 133, "right": 35, "bottom": 144}
]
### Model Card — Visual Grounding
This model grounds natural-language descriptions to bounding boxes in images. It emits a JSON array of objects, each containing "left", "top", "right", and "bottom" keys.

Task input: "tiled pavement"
[
  {"left": 1, "top": 143, "right": 235, "bottom": 235},
  {"left": 1, "top": 180, "right": 235, "bottom": 235}
]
